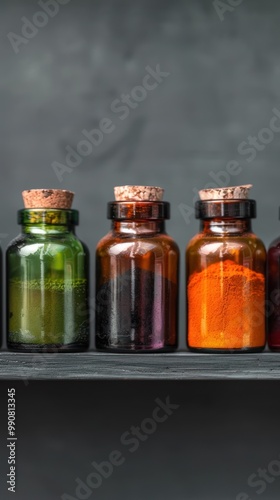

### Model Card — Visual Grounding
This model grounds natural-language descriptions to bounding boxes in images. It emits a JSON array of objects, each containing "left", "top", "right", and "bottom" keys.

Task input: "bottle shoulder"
[
  {"left": 187, "top": 231, "right": 266, "bottom": 252},
  {"left": 96, "top": 231, "right": 179, "bottom": 256},
  {"left": 7, "top": 232, "right": 86, "bottom": 256},
  {"left": 268, "top": 235, "right": 280, "bottom": 251},
  {"left": 186, "top": 232, "right": 266, "bottom": 270}
]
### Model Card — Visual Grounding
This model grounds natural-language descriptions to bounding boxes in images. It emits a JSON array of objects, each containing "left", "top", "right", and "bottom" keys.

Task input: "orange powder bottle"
[{"left": 186, "top": 185, "right": 266, "bottom": 352}]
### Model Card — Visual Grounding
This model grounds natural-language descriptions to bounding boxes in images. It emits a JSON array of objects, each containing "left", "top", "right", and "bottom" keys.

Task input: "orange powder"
[{"left": 188, "top": 259, "right": 265, "bottom": 349}]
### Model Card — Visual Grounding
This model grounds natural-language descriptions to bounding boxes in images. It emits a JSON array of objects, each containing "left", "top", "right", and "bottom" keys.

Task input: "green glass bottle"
[{"left": 7, "top": 189, "right": 89, "bottom": 352}]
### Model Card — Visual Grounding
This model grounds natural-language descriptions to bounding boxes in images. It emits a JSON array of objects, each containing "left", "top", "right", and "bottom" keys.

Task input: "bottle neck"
[
  {"left": 112, "top": 220, "right": 165, "bottom": 235},
  {"left": 200, "top": 218, "right": 252, "bottom": 235},
  {"left": 18, "top": 209, "right": 78, "bottom": 234},
  {"left": 22, "top": 224, "right": 74, "bottom": 235}
]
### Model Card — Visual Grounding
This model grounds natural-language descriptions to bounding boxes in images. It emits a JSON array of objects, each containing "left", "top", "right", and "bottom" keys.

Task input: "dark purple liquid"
[
  {"left": 95, "top": 268, "right": 177, "bottom": 351},
  {"left": 267, "top": 241, "right": 280, "bottom": 350}
]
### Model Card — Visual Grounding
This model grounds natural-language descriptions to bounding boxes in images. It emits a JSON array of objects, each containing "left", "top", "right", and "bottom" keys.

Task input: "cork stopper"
[
  {"left": 199, "top": 184, "right": 252, "bottom": 201},
  {"left": 22, "top": 189, "right": 74, "bottom": 209},
  {"left": 114, "top": 185, "right": 164, "bottom": 201}
]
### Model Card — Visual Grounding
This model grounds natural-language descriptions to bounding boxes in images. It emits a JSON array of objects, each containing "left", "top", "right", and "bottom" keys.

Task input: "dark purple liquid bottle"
[
  {"left": 95, "top": 186, "right": 179, "bottom": 352},
  {"left": 268, "top": 237, "right": 280, "bottom": 350}
]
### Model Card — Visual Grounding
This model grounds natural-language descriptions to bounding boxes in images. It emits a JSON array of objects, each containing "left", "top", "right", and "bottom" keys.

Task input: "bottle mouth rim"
[
  {"left": 107, "top": 201, "right": 170, "bottom": 220},
  {"left": 18, "top": 209, "right": 79, "bottom": 225},
  {"left": 195, "top": 199, "right": 256, "bottom": 219}
]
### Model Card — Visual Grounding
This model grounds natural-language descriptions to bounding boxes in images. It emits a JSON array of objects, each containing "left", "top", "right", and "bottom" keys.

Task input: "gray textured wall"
[
  {"left": 1, "top": 0, "right": 280, "bottom": 343},
  {"left": 1, "top": 0, "right": 280, "bottom": 498}
]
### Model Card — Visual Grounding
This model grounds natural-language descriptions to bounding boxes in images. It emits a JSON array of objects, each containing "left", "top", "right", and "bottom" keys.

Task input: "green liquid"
[{"left": 8, "top": 278, "right": 89, "bottom": 347}]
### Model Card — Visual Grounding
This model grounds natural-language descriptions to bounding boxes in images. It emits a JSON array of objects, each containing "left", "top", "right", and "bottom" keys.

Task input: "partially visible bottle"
[
  {"left": 187, "top": 184, "right": 266, "bottom": 353},
  {"left": 95, "top": 185, "right": 179, "bottom": 351},
  {"left": 0, "top": 245, "right": 2, "bottom": 349},
  {"left": 7, "top": 189, "right": 89, "bottom": 352},
  {"left": 267, "top": 209, "right": 280, "bottom": 350}
]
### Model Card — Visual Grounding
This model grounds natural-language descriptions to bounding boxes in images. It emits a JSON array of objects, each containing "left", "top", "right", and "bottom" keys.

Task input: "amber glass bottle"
[
  {"left": 186, "top": 186, "right": 266, "bottom": 353},
  {"left": 95, "top": 186, "right": 179, "bottom": 351},
  {"left": 7, "top": 190, "right": 89, "bottom": 352},
  {"left": 267, "top": 210, "right": 280, "bottom": 350}
]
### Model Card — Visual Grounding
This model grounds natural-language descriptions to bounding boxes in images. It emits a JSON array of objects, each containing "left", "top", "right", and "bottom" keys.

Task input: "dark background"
[
  {"left": 1, "top": 0, "right": 280, "bottom": 498},
  {"left": 1, "top": 0, "right": 280, "bottom": 343},
  {"left": 1, "top": 381, "right": 280, "bottom": 500}
]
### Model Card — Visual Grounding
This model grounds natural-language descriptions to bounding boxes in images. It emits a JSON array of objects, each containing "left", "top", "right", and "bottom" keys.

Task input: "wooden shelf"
[{"left": 0, "top": 351, "right": 279, "bottom": 381}]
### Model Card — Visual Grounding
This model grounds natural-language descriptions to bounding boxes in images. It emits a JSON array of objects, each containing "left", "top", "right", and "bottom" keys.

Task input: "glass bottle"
[
  {"left": 267, "top": 210, "right": 280, "bottom": 350},
  {"left": 0, "top": 245, "right": 2, "bottom": 349},
  {"left": 186, "top": 188, "right": 266, "bottom": 353},
  {"left": 95, "top": 186, "right": 179, "bottom": 351},
  {"left": 7, "top": 191, "right": 89, "bottom": 352}
]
